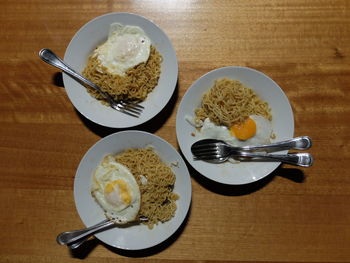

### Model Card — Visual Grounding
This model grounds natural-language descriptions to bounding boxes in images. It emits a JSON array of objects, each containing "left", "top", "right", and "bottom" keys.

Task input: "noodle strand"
[
  {"left": 195, "top": 78, "right": 272, "bottom": 127},
  {"left": 114, "top": 148, "right": 178, "bottom": 229},
  {"left": 82, "top": 46, "right": 162, "bottom": 103}
]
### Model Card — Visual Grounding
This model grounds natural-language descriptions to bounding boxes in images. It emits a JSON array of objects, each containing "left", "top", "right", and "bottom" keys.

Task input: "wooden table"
[{"left": 1, "top": 0, "right": 349, "bottom": 262}]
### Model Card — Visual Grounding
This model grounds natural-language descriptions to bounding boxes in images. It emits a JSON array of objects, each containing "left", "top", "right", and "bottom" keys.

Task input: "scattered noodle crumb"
[
  {"left": 82, "top": 46, "right": 162, "bottom": 103},
  {"left": 114, "top": 148, "right": 178, "bottom": 229},
  {"left": 195, "top": 78, "right": 272, "bottom": 127}
]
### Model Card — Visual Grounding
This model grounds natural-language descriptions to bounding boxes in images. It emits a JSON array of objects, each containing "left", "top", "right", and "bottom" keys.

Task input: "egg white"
[
  {"left": 91, "top": 155, "right": 141, "bottom": 224},
  {"left": 93, "top": 23, "right": 151, "bottom": 76},
  {"left": 192, "top": 114, "right": 273, "bottom": 146}
]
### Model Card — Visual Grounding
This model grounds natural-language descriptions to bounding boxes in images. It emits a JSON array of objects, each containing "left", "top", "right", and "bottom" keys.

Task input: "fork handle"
[
  {"left": 241, "top": 136, "right": 312, "bottom": 151},
  {"left": 236, "top": 152, "right": 314, "bottom": 167},
  {"left": 38, "top": 48, "right": 112, "bottom": 103}
]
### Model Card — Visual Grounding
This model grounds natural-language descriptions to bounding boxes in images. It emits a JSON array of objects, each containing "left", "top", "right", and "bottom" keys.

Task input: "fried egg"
[
  {"left": 93, "top": 23, "right": 151, "bottom": 76},
  {"left": 91, "top": 155, "right": 141, "bottom": 224},
  {"left": 193, "top": 115, "right": 273, "bottom": 146}
]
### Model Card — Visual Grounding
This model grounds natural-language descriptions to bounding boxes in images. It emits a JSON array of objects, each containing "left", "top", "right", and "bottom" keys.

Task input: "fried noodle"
[
  {"left": 114, "top": 148, "right": 179, "bottom": 229},
  {"left": 82, "top": 46, "right": 162, "bottom": 103},
  {"left": 195, "top": 78, "right": 272, "bottom": 127}
]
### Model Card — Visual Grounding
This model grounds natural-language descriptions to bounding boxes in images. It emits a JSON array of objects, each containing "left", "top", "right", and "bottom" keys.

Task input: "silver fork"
[
  {"left": 191, "top": 136, "right": 314, "bottom": 167},
  {"left": 39, "top": 48, "right": 144, "bottom": 118}
]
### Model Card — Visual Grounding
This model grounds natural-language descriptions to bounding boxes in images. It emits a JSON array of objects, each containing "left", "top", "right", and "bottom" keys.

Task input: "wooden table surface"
[{"left": 1, "top": 0, "right": 349, "bottom": 262}]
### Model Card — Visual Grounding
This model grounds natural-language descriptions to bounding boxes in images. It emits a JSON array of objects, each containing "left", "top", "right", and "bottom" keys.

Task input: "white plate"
[
  {"left": 176, "top": 66, "right": 294, "bottom": 185},
  {"left": 74, "top": 131, "right": 191, "bottom": 250},
  {"left": 63, "top": 13, "right": 178, "bottom": 128}
]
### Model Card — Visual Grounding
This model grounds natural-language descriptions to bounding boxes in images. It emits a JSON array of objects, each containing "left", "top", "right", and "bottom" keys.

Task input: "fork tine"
[
  {"left": 111, "top": 104, "right": 140, "bottom": 117},
  {"left": 191, "top": 144, "right": 219, "bottom": 151},
  {"left": 120, "top": 100, "right": 144, "bottom": 110},
  {"left": 191, "top": 143, "right": 220, "bottom": 157},
  {"left": 191, "top": 148, "right": 219, "bottom": 155},
  {"left": 191, "top": 145, "right": 219, "bottom": 152},
  {"left": 118, "top": 101, "right": 144, "bottom": 114},
  {"left": 119, "top": 104, "right": 143, "bottom": 114},
  {"left": 115, "top": 100, "right": 144, "bottom": 116},
  {"left": 192, "top": 148, "right": 220, "bottom": 156}
]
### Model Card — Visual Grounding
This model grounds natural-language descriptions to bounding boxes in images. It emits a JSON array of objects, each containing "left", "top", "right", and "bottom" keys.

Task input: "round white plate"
[
  {"left": 74, "top": 131, "right": 191, "bottom": 250},
  {"left": 176, "top": 66, "right": 294, "bottom": 185},
  {"left": 63, "top": 13, "right": 178, "bottom": 128}
]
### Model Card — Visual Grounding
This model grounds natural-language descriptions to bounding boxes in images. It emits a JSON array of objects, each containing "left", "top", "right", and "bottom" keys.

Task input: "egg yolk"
[
  {"left": 230, "top": 117, "right": 256, "bottom": 140},
  {"left": 104, "top": 179, "right": 131, "bottom": 207}
]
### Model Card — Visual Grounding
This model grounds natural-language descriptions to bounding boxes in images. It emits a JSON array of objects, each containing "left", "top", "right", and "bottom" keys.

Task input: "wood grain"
[{"left": 0, "top": 0, "right": 349, "bottom": 262}]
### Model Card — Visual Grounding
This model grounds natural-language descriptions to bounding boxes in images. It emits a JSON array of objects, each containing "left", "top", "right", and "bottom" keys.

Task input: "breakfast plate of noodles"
[
  {"left": 63, "top": 13, "right": 178, "bottom": 128},
  {"left": 176, "top": 66, "right": 294, "bottom": 185},
  {"left": 74, "top": 131, "right": 191, "bottom": 250}
]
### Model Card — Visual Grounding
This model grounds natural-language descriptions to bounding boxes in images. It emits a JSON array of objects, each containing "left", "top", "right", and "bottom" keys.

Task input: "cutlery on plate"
[
  {"left": 191, "top": 136, "right": 313, "bottom": 167},
  {"left": 57, "top": 216, "right": 148, "bottom": 249},
  {"left": 38, "top": 48, "right": 144, "bottom": 117},
  {"left": 191, "top": 136, "right": 312, "bottom": 153}
]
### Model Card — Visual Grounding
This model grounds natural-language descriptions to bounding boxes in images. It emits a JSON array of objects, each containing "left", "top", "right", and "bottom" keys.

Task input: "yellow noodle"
[
  {"left": 114, "top": 148, "right": 179, "bottom": 229},
  {"left": 82, "top": 46, "right": 162, "bottom": 103},
  {"left": 195, "top": 78, "right": 272, "bottom": 127}
]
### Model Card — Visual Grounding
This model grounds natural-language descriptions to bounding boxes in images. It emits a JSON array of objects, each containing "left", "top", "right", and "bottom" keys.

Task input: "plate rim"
[
  {"left": 176, "top": 65, "right": 294, "bottom": 185},
  {"left": 73, "top": 130, "right": 192, "bottom": 250},
  {"left": 63, "top": 12, "right": 178, "bottom": 128}
]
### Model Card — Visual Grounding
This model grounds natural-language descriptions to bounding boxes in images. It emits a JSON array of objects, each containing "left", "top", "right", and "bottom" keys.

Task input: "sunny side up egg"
[
  {"left": 91, "top": 155, "right": 141, "bottom": 224},
  {"left": 193, "top": 115, "right": 273, "bottom": 146},
  {"left": 93, "top": 23, "right": 151, "bottom": 76}
]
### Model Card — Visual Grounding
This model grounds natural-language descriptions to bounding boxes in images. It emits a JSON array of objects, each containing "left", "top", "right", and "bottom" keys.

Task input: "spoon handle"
[
  {"left": 56, "top": 219, "right": 114, "bottom": 246},
  {"left": 68, "top": 237, "right": 88, "bottom": 250},
  {"left": 234, "top": 152, "right": 314, "bottom": 167},
  {"left": 240, "top": 136, "right": 312, "bottom": 152},
  {"left": 38, "top": 48, "right": 112, "bottom": 102}
]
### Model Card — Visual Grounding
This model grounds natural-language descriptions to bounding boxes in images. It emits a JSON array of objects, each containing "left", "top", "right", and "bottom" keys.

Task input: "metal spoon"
[
  {"left": 194, "top": 151, "right": 313, "bottom": 167},
  {"left": 57, "top": 216, "right": 148, "bottom": 249}
]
